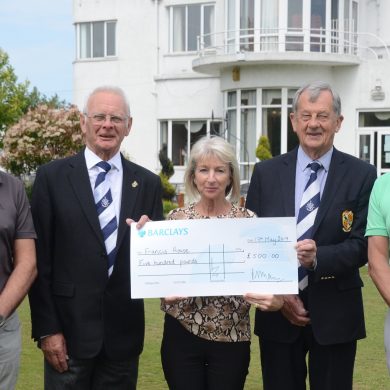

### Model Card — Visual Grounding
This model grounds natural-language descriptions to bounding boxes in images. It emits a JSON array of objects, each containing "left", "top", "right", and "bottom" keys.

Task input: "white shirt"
[{"left": 84, "top": 147, "right": 123, "bottom": 221}]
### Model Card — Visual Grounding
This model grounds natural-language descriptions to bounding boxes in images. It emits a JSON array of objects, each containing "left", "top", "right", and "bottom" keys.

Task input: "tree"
[
  {"left": 0, "top": 48, "right": 69, "bottom": 148},
  {"left": 158, "top": 144, "right": 176, "bottom": 201},
  {"left": 1, "top": 104, "right": 83, "bottom": 177},
  {"left": 0, "top": 49, "right": 32, "bottom": 147},
  {"left": 27, "top": 86, "right": 68, "bottom": 110},
  {"left": 256, "top": 135, "right": 272, "bottom": 161}
]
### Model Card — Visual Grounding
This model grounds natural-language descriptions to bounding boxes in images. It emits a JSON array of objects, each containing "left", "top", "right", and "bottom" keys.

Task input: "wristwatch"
[{"left": 0, "top": 315, "right": 6, "bottom": 328}]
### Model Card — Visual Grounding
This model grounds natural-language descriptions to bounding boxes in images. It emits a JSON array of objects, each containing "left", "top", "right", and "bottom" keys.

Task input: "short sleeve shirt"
[
  {"left": 365, "top": 172, "right": 390, "bottom": 238},
  {"left": 0, "top": 172, "right": 36, "bottom": 292}
]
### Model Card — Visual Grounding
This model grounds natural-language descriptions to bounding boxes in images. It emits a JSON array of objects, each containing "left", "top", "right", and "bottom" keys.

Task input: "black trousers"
[
  {"left": 259, "top": 325, "right": 357, "bottom": 390},
  {"left": 44, "top": 348, "right": 139, "bottom": 390},
  {"left": 161, "top": 314, "right": 250, "bottom": 390}
]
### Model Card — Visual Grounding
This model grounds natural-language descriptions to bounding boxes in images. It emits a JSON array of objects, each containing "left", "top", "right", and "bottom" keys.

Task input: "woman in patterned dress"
[{"left": 160, "top": 136, "right": 283, "bottom": 390}]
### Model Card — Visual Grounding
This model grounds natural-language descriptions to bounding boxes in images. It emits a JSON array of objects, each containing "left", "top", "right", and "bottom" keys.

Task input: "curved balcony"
[{"left": 193, "top": 27, "right": 390, "bottom": 74}]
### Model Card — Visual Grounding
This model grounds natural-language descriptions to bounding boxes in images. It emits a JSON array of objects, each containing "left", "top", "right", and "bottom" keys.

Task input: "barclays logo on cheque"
[{"left": 138, "top": 227, "right": 189, "bottom": 238}]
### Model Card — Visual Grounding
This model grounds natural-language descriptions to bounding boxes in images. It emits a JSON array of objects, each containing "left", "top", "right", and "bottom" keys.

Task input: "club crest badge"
[
  {"left": 132, "top": 180, "right": 138, "bottom": 188},
  {"left": 306, "top": 200, "right": 316, "bottom": 212},
  {"left": 101, "top": 196, "right": 110, "bottom": 208},
  {"left": 342, "top": 210, "right": 353, "bottom": 232}
]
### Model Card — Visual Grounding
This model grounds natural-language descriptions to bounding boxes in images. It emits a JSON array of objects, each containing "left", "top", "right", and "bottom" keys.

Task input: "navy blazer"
[
  {"left": 29, "top": 151, "right": 163, "bottom": 360},
  {"left": 246, "top": 147, "right": 377, "bottom": 345}
]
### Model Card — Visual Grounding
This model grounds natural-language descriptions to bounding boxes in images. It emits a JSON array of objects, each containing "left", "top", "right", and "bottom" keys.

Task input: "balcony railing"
[{"left": 197, "top": 27, "right": 390, "bottom": 60}]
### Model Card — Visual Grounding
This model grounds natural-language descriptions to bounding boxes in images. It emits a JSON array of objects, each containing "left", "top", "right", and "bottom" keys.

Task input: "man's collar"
[
  {"left": 84, "top": 147, "right": 122, "bottom": 171},
  {"left": 297, "top": 146, "right": 333, "bottom": 172}
]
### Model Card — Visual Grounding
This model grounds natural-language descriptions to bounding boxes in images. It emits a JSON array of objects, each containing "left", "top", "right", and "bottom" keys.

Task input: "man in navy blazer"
[
  {"left": 246, "top": 81, "right": 377, "bottom": 390},
  {"left": 29, "top": 86, "right": 163, "bottom": 389}
]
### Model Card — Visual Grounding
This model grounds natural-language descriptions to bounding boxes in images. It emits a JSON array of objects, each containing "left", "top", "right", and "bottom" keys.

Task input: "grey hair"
[
  {"left": 184, "top": 136, "right": 241, "bottom": 203},
  {"left": 292, "top": 81, "right": 341, "bottom": 116},
  {"left": 83, "top": 86, "right": 131, "bottom": 116}
]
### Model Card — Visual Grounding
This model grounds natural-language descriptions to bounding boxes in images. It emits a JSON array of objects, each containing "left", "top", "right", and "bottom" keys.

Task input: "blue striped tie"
[
  {"left": 94, "top": 161, "right": 118, "bottom": 276},
  {"left": 296, "top": 162, "right": 322, "bottom": 290}
]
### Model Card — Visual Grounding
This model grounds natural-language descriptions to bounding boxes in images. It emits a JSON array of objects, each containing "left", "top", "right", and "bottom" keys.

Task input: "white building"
[{"left": 73, "top": 0, "right": 390, "bottom": 187}]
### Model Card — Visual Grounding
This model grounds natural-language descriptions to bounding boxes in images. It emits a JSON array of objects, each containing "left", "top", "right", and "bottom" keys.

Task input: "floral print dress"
[{"left": 161, "top": 203, "right": 256, "bottom": 342}]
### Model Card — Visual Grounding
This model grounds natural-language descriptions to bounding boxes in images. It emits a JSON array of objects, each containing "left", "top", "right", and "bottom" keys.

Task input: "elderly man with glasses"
[{"left": 29, "top": 86, "right": 163, "bottom": 389}]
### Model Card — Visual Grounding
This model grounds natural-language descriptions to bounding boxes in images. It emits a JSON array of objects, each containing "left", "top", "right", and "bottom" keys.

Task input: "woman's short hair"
[{"left": 184, "top": 136, "right": 241, "bottom": 203}]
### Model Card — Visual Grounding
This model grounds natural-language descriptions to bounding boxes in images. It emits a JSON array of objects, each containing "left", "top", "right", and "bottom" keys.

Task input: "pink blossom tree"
[{"left": 1, "top": 104, "right": 83, "bottom": 177}]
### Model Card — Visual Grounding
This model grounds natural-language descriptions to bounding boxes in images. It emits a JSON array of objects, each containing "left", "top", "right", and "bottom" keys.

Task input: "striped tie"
[
  {"left": 94, "top": 161, "right": 118, "bottom": 276},
  {"left": 296, "top": 162, "right": 322, "bottom": 290}
]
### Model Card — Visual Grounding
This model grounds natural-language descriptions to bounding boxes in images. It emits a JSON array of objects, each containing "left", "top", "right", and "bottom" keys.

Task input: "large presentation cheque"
[{"left": 130, "top": 217, "right": 298, "bottom": 298}]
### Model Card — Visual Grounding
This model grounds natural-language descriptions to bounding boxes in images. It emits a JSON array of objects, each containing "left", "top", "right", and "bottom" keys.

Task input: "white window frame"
[
  {"left": 76, "top": 20, "right": 117, "bottom": 59},
  {"left": 169, "top": 3, "right": 215, "bottom": 53},
  {"left": 159, "top": 119, "right": 223, "bottom": 167}
]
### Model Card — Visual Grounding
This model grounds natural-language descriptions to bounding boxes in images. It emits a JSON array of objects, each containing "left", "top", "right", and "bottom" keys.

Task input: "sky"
[{"left": 0, "top": 0, "right": 73, "bottom": 103}]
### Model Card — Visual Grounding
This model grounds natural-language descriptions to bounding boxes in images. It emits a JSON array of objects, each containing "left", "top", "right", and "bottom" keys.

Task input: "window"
[
  {"left": 240, "top": 90, "right": 256, "bottom": 180},
  {"left": 359, "top": 112, "right": 390, "bottom": 127},
  {"left": 225, "top": 88, "right": 298, "bottom": 176},
  {"left": 76, "top": 21, "right": 116, "bottom": 59},
  {"left": 226, "top": 90, "right": 257, "bottom": 181},
  {"left": 261, "top": 89, "right": 298, "bottom": 156},
  {"left": 288, "top": 0, "right": 303, "bottom": 29},
  {"left": 226, "top": 92, "right": 237, "bottom": 151},
  {"left": 286, "top": 0, "right": 303, "bottom": 51},
  {"left": 262, "top": 90, "right": 281, "bottom": 156},
  {"left": 311, "top": 0, "right": 326, "bottom": 51},
  {"left": 331, "top": 0, "right": 339, "bottom": 53},
  {"left": 159, "top": 119, "right": 222, "bottom": 167},
  {"left": 357, "top": 111, "right": 390, "bottom": 175},
  {"left": 240, "top": 0, "right": 255, "bottom": 51},
  {"left": 170, "top": 4, "right": 215, "bottom": 52},
  {"left": 260, "top": 0, "right": 279, "bottom": 51}
]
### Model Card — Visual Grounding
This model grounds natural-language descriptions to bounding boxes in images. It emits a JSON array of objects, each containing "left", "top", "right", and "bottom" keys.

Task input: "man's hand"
[
  {"left": 296, "top": 239, "right": 317, "bottom": 269},
  {"left": 126, "top": 215, "right": 151, "bottom": 230},
  {"left": 41, "top": 333, "right": 69, "bottom": 373},
  {"left": 281, "top": 295, "right": 310, "bottom": 326},
  {"left": 243, "top": 293, "right": 284, "bottom": 311}
]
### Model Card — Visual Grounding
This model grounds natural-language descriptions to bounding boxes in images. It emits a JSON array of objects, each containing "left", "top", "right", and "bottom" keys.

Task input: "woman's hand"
[{"left": 243, "top": 293, "right": 284, "bottom": 311}]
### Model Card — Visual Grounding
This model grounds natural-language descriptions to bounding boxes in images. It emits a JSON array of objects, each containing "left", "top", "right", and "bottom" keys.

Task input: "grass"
[{"left": 17, "top": 267, "right": 389, "bottom": 389}]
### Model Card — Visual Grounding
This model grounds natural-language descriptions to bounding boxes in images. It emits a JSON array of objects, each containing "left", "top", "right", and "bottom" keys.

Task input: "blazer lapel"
[
  {"left": 116, "top": 157, "right": 140, "bottom": 249},
  {"left": 280, "top": 149, "right": 297, "bottom": 216},
  {"left": 67, "top": 152, "right": 105, "bottom": 245},
  {"left": 313, "top": 148, "right": 347, "bottom": 236}
]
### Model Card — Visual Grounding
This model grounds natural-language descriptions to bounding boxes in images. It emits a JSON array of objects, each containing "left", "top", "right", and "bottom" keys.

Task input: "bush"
[
  {"left": 1, "top": 104, "right": 83, "bottom": 176},
  {"left": 163, "top": 199, "right": 178, "bottom": 217},
  {"left": 159, "top": 173, "right": 176, "bottom": 201},
  {"left": 159, "top": 148, "right": 174, "bottom": 178},
  {"left": 256, "top": 135, "right": 272, "bottom": 161}
]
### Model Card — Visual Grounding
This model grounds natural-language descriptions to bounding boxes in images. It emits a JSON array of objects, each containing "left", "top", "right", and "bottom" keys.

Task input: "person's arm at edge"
[
  {"left": 368, "top": 235, "right": 390, "bottom": 306},
  {"left": 0, "top": 238, "right": 37, "bottom": 317}
]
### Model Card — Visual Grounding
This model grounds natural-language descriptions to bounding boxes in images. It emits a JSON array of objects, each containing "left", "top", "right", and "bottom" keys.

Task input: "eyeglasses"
[
  {"left": 85, "top": 113, "right": 128, "bottom": 125},
  {"left": 298, "top": 112, "right": 331, "bottom": 123}
]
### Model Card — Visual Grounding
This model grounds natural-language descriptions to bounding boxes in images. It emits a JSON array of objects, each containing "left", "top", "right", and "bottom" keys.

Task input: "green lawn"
[{"left": 17, "top": 267, "right": 389, "bottom": 389}]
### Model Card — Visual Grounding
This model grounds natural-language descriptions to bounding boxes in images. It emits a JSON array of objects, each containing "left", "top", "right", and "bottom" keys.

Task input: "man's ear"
[
  {"left": 289, "top": 112, "right": 298, "bottom": 133},
  {"left": 126, "top": 117, "right": 133, "bottom": 136},
  {"left": 80, "top": 113, "right": 87, "bottom": 135},
  {"left": 336, "top": 114, "right": 344, "bottom": 132}
]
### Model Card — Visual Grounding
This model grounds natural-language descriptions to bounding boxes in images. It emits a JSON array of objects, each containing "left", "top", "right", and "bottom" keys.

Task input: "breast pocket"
[{"left": 323, "top": 200, "right": 358, "bottom": 236}]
